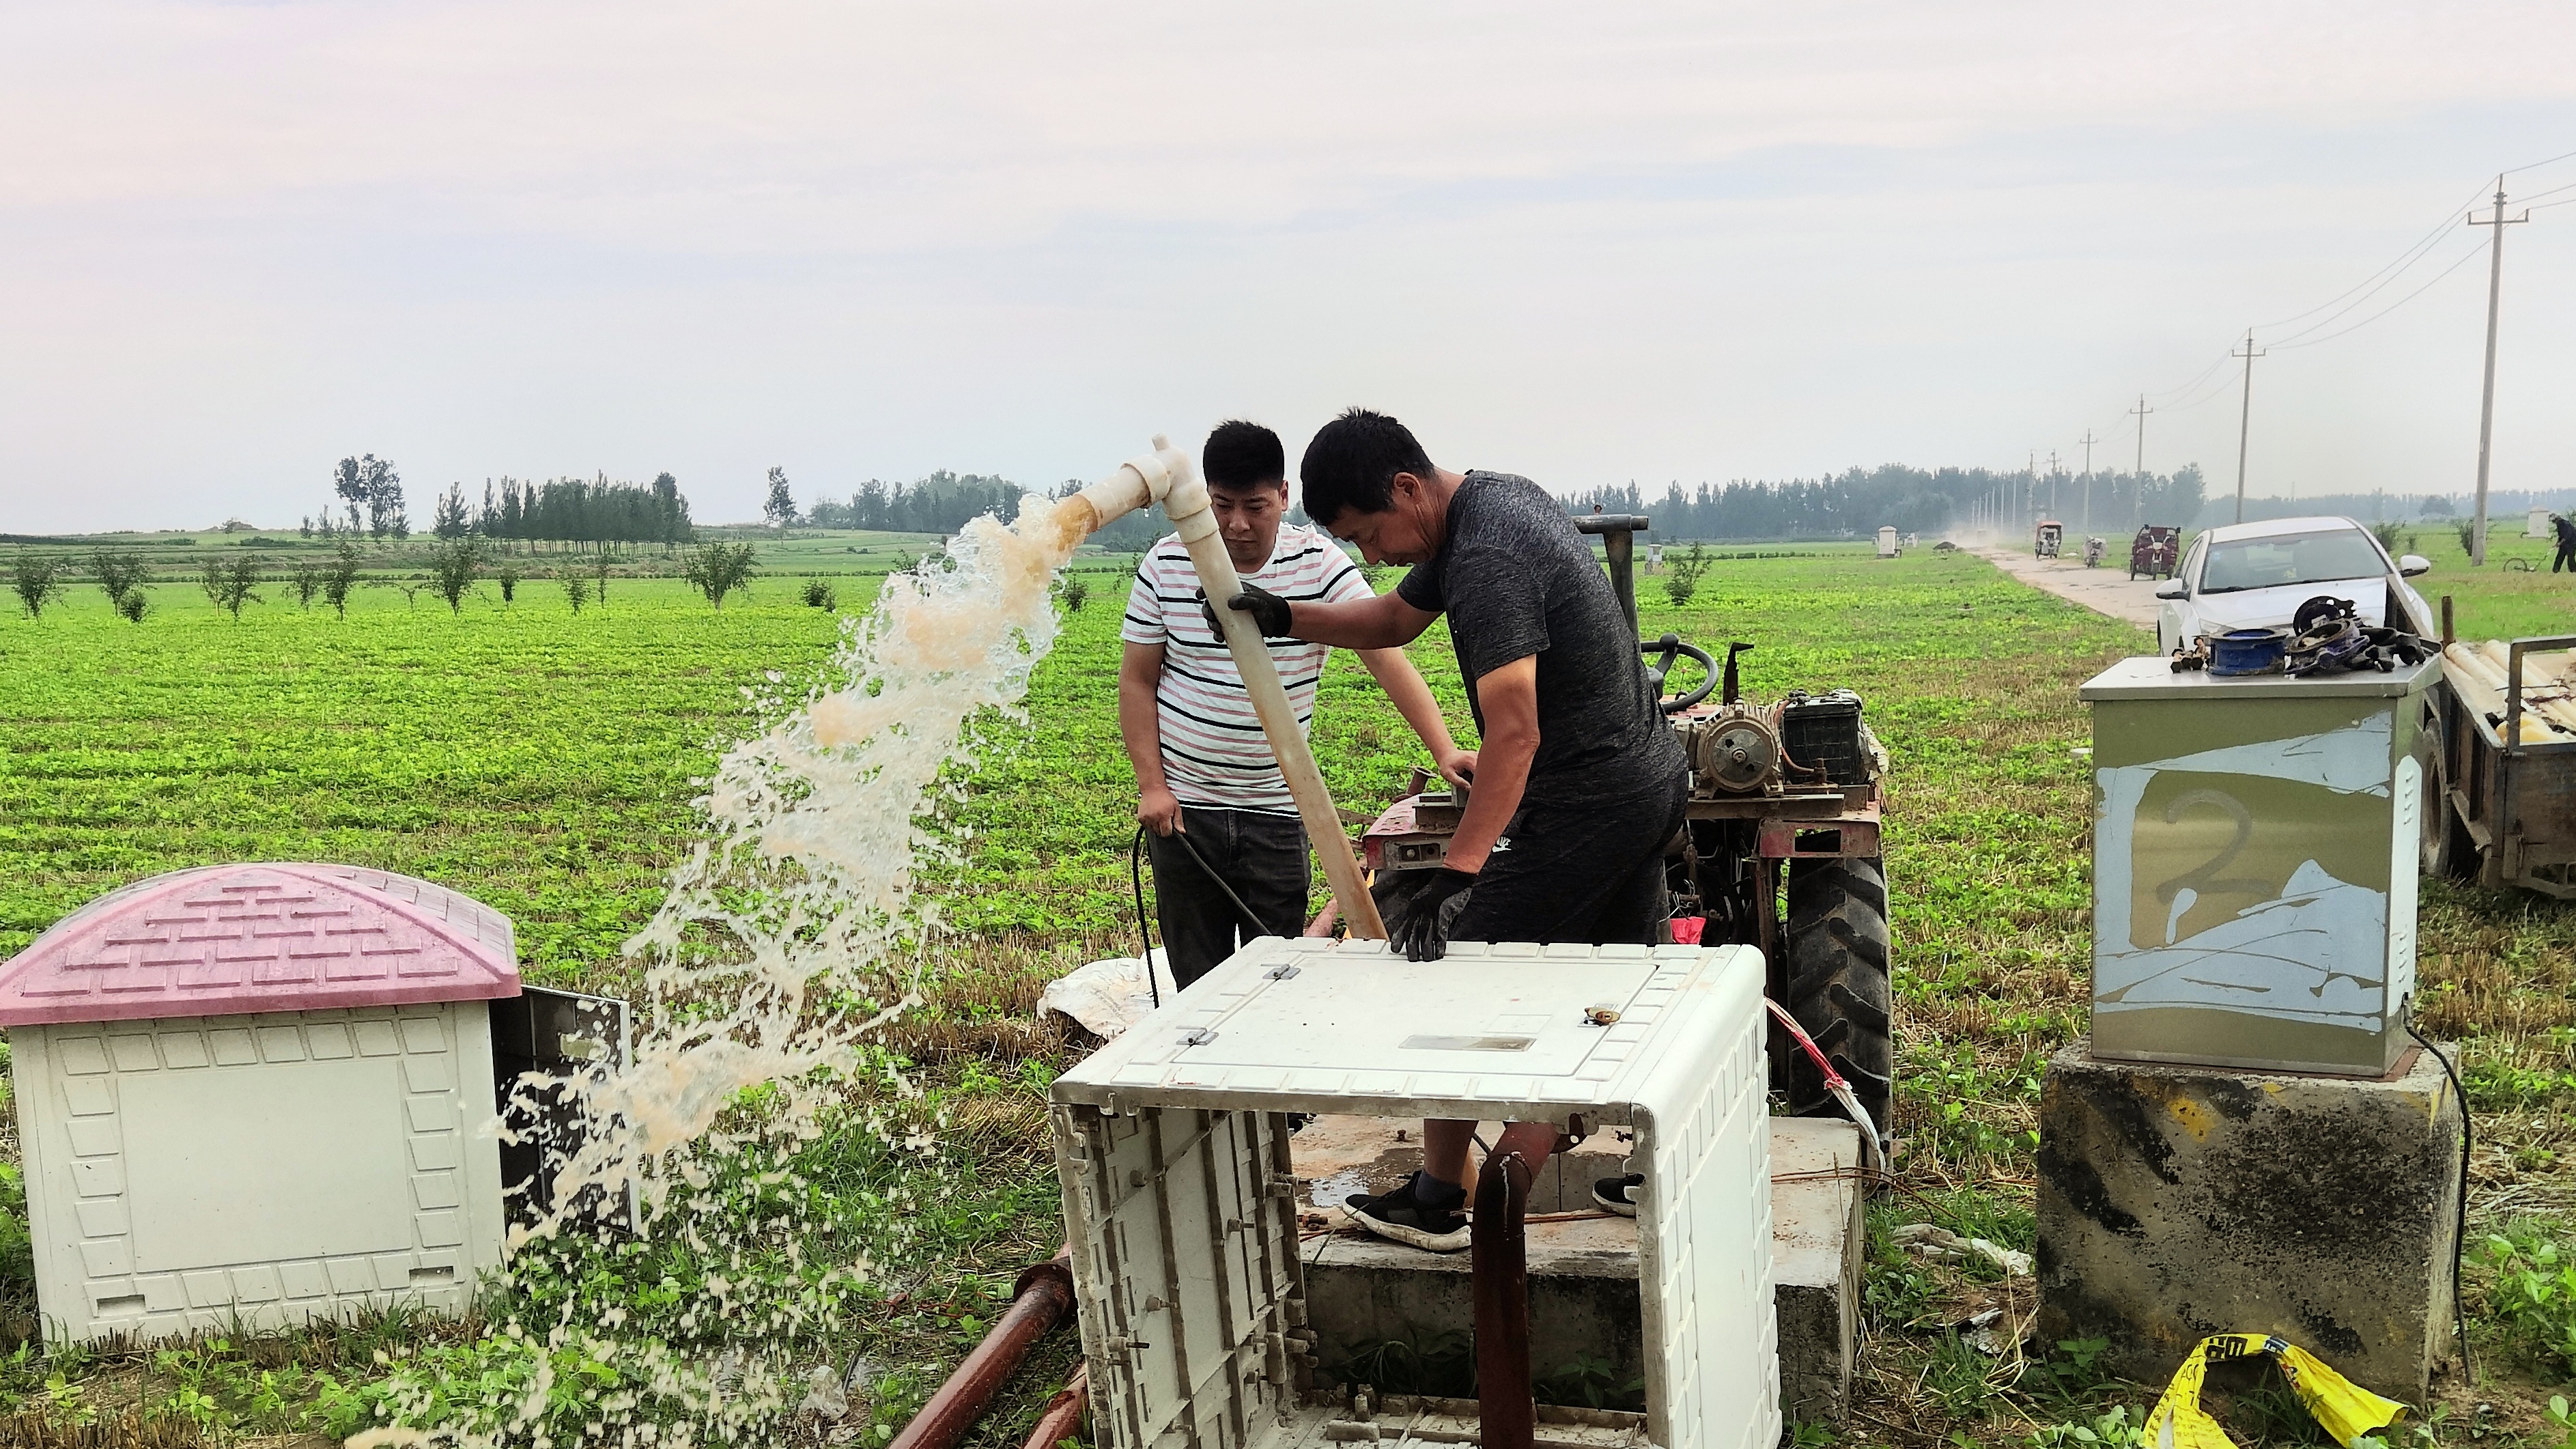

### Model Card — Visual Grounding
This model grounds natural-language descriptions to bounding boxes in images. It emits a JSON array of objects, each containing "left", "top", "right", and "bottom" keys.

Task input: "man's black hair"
[
  {"left": 1297, "top": 408, "right": 1436, "bottom": 526},
  {"left": 1202, "top": 420, "right": 1287, "bottom": 492}
]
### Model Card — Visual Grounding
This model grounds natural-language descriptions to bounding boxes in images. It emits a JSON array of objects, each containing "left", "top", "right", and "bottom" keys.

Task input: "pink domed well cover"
[{"left": 0, "top": 864, "right": 522, "bottom": 1026}]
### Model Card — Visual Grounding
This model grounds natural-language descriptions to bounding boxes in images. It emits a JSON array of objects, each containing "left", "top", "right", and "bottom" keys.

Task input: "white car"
[{"left": 2155, "top": 515, "right": 2435, "bottom": 656}]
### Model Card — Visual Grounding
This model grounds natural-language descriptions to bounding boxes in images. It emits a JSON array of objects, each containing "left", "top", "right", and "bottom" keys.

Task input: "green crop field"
[{"left": 1, "top": 537, "right": 2573, "bottom": 1446}]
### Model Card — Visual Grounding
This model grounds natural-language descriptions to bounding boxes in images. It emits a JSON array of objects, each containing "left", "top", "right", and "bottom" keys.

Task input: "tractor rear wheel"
[{"left": 1783, "top": 856, "right": 1894, "bottom": 1140}]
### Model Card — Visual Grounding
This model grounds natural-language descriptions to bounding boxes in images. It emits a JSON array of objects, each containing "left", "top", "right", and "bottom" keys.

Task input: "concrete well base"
[
  {"left": 2034, "top": 1037, "right": 2464, "bottom": 1403},
  {"left": 1290, "top": 1114, "right": 1863, "bottom": 1425}
]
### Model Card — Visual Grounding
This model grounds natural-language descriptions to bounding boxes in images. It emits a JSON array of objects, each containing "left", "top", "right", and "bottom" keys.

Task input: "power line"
[
  {"left": 2252, "top": 178, "right": 2492, "bottom": 331},
  {"left": 2268, "top": 238, "right": 2489, "bottom": 350},
  {"left": 2512, "top": 176, "right": 2576, "bottom": 205},
  {"left": 2502, "top": 144, "right": 2576, "bottom": 175}
]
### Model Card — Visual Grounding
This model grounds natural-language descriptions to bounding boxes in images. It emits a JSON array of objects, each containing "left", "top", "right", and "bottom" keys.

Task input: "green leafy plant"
[
  {"left": 2029, "top": 1404, "right": 2145, "bottom": 1448},
  {"left": 288, "top": 560, "right": 322, "bottom": 610},
  {"left": 0, "top": 1163, "right": 31, "bottom": 1297},
  {"left": 10, "top": 550, "right": 68, "bottom": 619},
  {"left": 322, "top": 543, "right": 363, "bottom": 619},
  {"left": 1535, "top": 1351, "right": 1645, "bottom": 1411},
  {"left": 200, "top": 554, "right": 264, "bottom": 621},
  {"left": 563, "top": 571, "right": 589, "bottom": 614},
  {"left": 495, "top": 561, "right": 521, "bottom": 606},
  {"left": 2544, "top": 1395, "right": 2576, "bottom": 1449},
  {"left": 425, "top": 538, "right": 482, "bottom": 615},
  {"left": 1329, "top": 1330, "right": 1473, "bottom": 1398},
  {"left": 684, "top": 541, "right": 758, "bottom": 608},
  {"left": 1664, "top": 543, "right": 1711, "bottom": 606},
  {"left": 91, "top": 550, "right": 150, "bottom": 611},
  {"left": 114, "top": 590, "right": 148, "bottom": 624},
  {"left": 2477, "top": 1227, "right": 2576, "bottom": 1375},
  {"left": 2370, "top": 520, "right": 2403, "bottom": 552},
  {"left": 802, "top": 577, "right": 837, "bottom": 610},
  {"left": 1056, "top": 572, "right": 1089, "bottom": 613}
]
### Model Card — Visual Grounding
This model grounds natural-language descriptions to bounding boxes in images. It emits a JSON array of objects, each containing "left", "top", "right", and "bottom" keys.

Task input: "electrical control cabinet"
[{"left": 2080, "top": 656, "right": 2441, "bottom": 1074}]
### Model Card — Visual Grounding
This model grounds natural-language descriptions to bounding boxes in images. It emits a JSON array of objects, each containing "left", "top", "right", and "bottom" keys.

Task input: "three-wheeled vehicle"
[
  {"left": 2129, "top": 524, "right": 2179, "bottom": 580},
  {"left": 2082, "top": 536, "right": 2106, "bottom": 568},
  {"left": 2035, "top": 520, "right": 2064, "bottom": 559}
]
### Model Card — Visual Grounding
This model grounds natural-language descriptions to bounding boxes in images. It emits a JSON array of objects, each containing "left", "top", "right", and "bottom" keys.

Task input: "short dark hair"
[
  {"left": 1202, "top": 420, "right": 1286, "bottom": 492},
  {"left": 1298, "top": 408, "right": 1435, "bottom": 525}
]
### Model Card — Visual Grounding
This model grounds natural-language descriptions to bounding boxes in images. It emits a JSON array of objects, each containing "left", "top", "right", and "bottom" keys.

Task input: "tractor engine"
[{"left": 1357, "top": 628, "right": 1894, "bottom": 1140}]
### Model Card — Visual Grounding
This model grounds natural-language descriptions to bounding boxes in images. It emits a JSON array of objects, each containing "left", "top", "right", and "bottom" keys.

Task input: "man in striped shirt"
[{"left": 1120, "top": 420, "right": 1474, "bottom": 989}]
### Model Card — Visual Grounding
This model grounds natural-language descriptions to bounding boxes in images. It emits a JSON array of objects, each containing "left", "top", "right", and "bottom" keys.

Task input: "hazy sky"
[{"left": 6, "top": 2, "right": 2575, "bottom": 531}]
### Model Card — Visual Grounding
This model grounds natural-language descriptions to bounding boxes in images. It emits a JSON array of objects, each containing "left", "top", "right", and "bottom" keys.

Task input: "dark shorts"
[
  {"left": 1449, "top": 775, "right": 1688, "bottom": 947},
  {"left": 1147, "top": 806, "right": 1310, "bottom": 989}
]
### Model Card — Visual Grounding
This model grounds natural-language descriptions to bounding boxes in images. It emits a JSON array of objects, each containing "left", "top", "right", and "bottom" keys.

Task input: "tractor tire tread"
[{"left": 1781, "top": 857, "right": 1895, "bottom": 1132}]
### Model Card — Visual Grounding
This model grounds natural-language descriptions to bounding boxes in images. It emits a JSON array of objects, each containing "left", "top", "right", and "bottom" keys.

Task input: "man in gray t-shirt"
[{"left": 1211, "top": 406, "right": 1688, "bottom": 1252}]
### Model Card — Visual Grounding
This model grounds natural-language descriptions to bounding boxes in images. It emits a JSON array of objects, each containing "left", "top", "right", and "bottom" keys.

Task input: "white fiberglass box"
[
  {"left": 1051, "top": 935, "right": 1777, "bottom": 1449},
  {"left": 1, "top": 864, "right": 517, "bottom": 1342}
]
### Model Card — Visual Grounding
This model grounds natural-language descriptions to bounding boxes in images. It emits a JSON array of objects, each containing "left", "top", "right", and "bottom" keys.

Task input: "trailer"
[{"left": 2423, "top": 632, "right": 2576, "bottom": 897}]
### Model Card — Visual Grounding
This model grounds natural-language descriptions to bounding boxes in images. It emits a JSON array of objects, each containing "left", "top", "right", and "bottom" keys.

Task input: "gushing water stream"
[{"left": 354, "top": 495, "right": 1101, "bottom": 1448}]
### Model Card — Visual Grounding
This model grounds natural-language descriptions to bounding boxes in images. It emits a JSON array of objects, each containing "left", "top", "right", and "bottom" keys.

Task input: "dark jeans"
[
  {"left": 1148, "top": 806, "right": 1311, "bottom": 989},
  {"left": 2555, "top": 541, "right": 2575, "bottom": 574},
  {"left": 1449, "top": 774, "right": 1688, "bottom": 947}
]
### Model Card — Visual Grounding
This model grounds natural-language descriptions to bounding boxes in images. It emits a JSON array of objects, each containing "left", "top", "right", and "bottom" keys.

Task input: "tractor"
[{"left": 1359, "top": 515, "right": 1895, "bottom": 1138}]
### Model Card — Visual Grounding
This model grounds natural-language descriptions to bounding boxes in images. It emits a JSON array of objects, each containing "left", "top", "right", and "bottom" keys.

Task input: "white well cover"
[{"left": 1053, "top": 937, "right": 1778, "bottom": 1449}]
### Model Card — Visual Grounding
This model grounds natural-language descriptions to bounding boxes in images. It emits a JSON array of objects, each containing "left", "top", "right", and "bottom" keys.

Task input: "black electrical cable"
[
  {"left": 2404, "top": 1017, "right": 2475, "bottom": 1386},
  {"left": 1129, "top": 825, "right": 1161, "bottom": 1010},
  {"left": 1167, "top": 828, "right": 1271, "bottom": 938},
  {"left": 1129, "top": 821, "right": 1274, "bottom": 1010}
]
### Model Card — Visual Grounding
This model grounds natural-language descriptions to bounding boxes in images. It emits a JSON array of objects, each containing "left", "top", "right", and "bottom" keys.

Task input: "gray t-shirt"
[{"left": 1397, "top": 472, "right": 1688, "bottom": 807}]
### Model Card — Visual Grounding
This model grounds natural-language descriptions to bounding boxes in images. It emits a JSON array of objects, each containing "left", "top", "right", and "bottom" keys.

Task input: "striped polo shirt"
[{"left": 1121, "top": 523, "right": 1377, "bottom": 815}]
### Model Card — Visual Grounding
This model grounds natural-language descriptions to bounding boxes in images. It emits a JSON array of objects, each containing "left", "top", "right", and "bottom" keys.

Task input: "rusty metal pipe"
[
  {"left": 889, "top": 1252, "right": 1075, "bottom": 1449},
  {"left": 1473, "top": 1149, "right": 1535, "bottom": 1449},
  {"left": 1019, "top": 1364, "right": 1088, "bottom": 1449}
]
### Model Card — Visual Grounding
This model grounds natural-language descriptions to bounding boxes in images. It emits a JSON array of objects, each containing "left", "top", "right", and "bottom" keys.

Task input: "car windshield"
[{"left": 2199, "top": 529, "right": 2386, "bottom": 593}]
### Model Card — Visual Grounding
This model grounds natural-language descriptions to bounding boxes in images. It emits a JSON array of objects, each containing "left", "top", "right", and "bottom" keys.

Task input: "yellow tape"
[{"left": 2143, "top": 1334, "right": 2406, "bottom": 1449}]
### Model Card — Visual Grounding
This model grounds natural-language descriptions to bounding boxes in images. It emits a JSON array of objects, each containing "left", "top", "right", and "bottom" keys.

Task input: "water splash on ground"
[{"left": 359, "top": 496, "right": 1102, "bottom": 1446}]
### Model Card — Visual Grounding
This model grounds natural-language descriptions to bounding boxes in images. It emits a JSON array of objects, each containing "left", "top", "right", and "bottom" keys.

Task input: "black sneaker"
[
  {"left": 1344, "top": 1171, "right": 1471, "bottom": 1252},
  {"left": 1591, "top": 1172, "right": 1643, "bottom": 1217}
]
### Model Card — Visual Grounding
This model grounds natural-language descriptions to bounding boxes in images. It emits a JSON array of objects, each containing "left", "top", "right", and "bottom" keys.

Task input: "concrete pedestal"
[
  {"left": 2035, "top": 1038, "right": 2463, "bottom": 1402},
  {"left": 1291, "top": 1115, "right": 1863, "bottom": 1424}
]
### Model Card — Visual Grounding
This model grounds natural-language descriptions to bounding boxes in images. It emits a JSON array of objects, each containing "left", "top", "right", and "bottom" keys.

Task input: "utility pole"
[
  {"left": 2048, "top": 451, "right": 2061, "bottom": 516},
  {"left": 2129, "top": 394, "right": 2153, "bottom": 528},
  {"left": 2079, "top": 430, "right": 2097, "bottom": 533},
  {"left": 2026, "top": 451, "right": 2035, "bottom": 531},
  {"left": 2232, "top": 328, "right": 2265, "bottom": 526},
  {"left": 2466, "top": 175, "right": 2530, "bottom": 566}
]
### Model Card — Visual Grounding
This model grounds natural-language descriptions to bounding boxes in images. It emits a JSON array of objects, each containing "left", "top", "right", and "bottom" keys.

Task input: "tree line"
[
  {"left": 306, "top": 458, "right": 698, "bottom": 550},
  {"left": 449, "top": 473, "right": 696, "bottom": 548},
  {"left": 1556, "top": 464, "right": 2209, "bottom": 540},
  {"left": 798, "top": 470, "right": 1025, "bottom": 533}
]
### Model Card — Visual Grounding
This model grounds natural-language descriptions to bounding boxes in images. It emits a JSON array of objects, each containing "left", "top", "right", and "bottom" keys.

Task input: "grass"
[{"left": 1, "top": 533, "right": 2573, "bottom": 1444}]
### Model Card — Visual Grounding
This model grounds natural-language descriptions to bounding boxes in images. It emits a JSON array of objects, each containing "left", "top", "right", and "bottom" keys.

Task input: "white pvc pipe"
[{"left": 1074, "top": 437, "right": 1389, "bottom": 942}]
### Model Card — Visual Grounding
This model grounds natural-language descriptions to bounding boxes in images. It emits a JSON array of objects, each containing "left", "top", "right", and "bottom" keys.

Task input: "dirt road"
[{"left": 1976, "top": 546, "right": 2164, "bottom": 631}]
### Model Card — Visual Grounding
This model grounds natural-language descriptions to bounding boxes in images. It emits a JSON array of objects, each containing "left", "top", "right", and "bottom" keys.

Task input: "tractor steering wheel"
[{"left": 1642, "top": 634, "right": 1718, "bottom": 714}]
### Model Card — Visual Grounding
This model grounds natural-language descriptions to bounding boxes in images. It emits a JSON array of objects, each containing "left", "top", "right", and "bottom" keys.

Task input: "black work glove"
[
  {"left": 1394, "top": 867, "right": 1476, "bottom": 961},
  {"left": 1198, "top": 580, "right": 1294, "bottom": 638}
]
